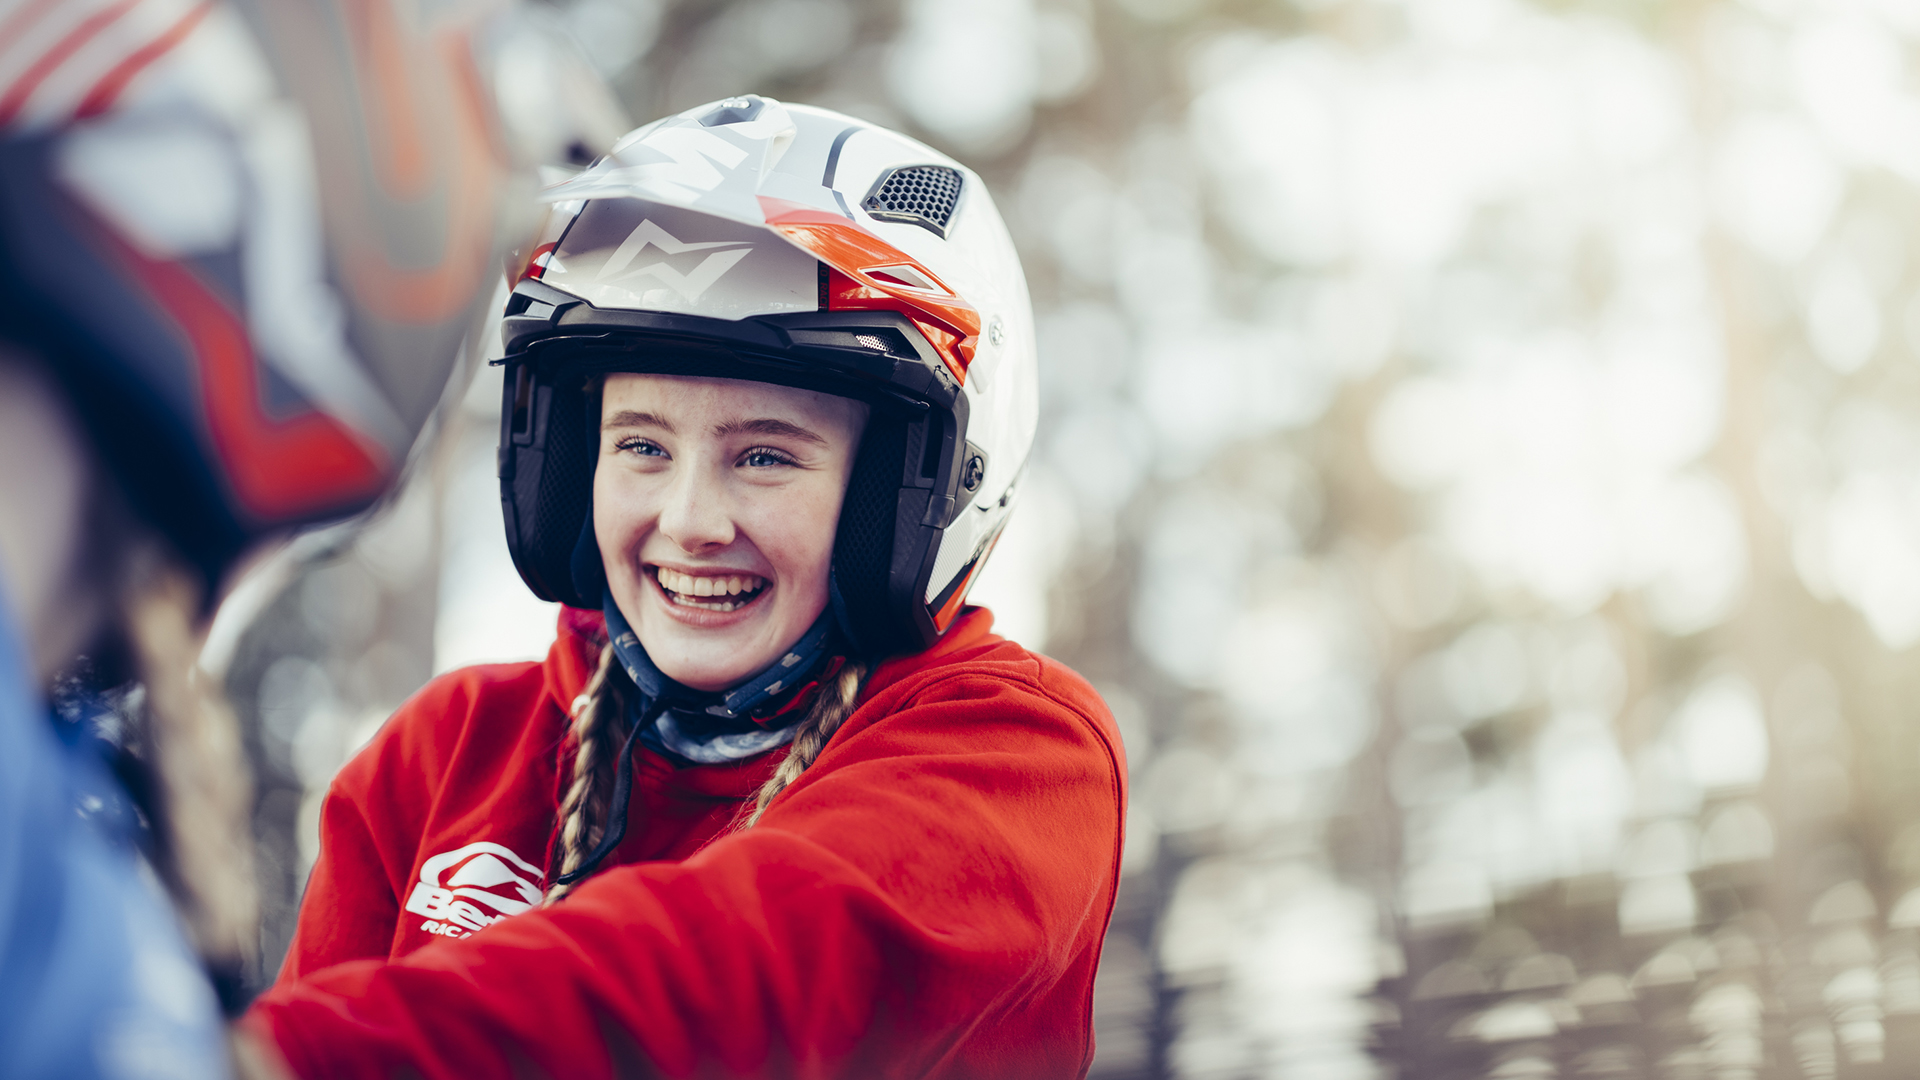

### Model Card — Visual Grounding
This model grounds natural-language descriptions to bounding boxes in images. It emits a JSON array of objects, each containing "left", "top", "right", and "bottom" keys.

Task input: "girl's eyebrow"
[
  {"left": 603, "top": 409, "right": 673, "bottom": 431},
  {"left": 602, "top": 410, "right": 826, "bottom": 446},
  {"left": 711, "top": 417, "right": 827, "bottom": 446}
]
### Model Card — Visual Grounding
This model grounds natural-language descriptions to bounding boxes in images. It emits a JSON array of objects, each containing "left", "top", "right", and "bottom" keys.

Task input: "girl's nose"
[{"left": 656, "top": 463, "right": 736, "bottom": 552}]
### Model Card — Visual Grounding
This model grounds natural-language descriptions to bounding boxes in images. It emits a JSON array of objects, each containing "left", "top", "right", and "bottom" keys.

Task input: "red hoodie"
[{"left": 243, "top": 605, "right": 1126, "bottom": 1079}]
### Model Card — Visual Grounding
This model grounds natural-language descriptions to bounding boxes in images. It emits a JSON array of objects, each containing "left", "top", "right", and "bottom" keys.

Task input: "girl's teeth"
[{"left": 656, "top": 567, "right": 766, "bottom": 603}]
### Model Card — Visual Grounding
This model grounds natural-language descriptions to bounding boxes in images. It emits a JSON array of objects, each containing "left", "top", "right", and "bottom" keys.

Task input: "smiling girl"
[{"left": 241, "top": 99, "right": 1126, "bottom": 1079}]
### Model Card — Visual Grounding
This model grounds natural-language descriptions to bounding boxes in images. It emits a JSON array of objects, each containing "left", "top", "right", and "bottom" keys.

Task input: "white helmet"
[{"left": 497, "top": 95, "right": 1038, "bottom": 655}]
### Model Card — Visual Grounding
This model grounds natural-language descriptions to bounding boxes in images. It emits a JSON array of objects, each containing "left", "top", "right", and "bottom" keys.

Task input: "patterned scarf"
[
  {"left": 601, "top": 594, "right": 839, "bottom": 765},
  {"left": 554, "top": 594, "right": 841, "bottom": 886}
]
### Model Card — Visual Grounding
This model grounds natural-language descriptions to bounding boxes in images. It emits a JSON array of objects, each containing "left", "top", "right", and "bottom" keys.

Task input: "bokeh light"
[{"left": 214, "top": 0, "right": 1920, "bottom": 1075}]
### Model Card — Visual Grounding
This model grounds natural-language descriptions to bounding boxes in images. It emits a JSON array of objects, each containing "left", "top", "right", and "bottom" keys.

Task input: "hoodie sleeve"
[
  {"left": 272, "top": 761, "right": 403, "bottom": 982},
  {"left": 241, "top": 658, "right": 1125, "bottom": 1080},
  {"left": 274, "top": 660, "right": 546, "bottom": 982}
]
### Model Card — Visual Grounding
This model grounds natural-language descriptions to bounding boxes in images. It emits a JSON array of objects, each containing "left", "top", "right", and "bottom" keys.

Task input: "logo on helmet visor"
[
  {"left": 536, "top": 195, "right": 819, "bottom": 319},
  {"left": 594, "top": 218, "right": 752, "bottom": 303}
]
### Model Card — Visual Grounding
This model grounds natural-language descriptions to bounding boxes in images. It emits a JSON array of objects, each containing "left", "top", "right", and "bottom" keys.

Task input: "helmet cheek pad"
[{"left": 497, "top": 279, "right": 974, "bottom": 657}]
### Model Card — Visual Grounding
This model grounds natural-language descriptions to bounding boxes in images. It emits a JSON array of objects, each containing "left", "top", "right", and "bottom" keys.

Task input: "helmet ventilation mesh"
[
  {"left": 833, "top": 414, "right": 909, "bottom": 653},
  {"left": 532, "top": 383, "right": 598, "bottom": 606},
  {"left": 863, "top": 166, "right": 963, "bottom": 233}
]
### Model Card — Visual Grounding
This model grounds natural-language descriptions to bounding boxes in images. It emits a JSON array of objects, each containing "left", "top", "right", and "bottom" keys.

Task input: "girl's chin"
[
  {"left": 645, "top": 643, "right": 765, "bottom": 692},
  {"left": 636, "top": 606, "right": 781, "bottom": 689}
]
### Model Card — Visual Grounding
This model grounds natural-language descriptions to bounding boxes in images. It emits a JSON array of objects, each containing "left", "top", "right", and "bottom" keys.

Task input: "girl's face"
[{"left": 595, "top": 374, "right": 868, "bottom": 692}]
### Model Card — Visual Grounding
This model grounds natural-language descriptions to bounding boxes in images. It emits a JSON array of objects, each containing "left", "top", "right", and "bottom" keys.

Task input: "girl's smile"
[
  {"left": 647, "top": 564, "right": 770, "bottom": 620},
  {"left": 650, "top": 565, "right": 769, "bottom": 612}
]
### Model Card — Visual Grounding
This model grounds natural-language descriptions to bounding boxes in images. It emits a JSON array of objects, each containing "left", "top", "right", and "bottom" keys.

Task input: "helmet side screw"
[
  {"left": 987, "top": 317, "right": 1004, "bottom": 348},
  {"left": 962, "top": 454, "right": 986, "bottom": 493}
]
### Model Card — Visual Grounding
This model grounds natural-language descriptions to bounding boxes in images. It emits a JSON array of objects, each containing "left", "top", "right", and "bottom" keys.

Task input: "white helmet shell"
[{"left": 498, "top": 96, "right": 1038, "bottom": 653}]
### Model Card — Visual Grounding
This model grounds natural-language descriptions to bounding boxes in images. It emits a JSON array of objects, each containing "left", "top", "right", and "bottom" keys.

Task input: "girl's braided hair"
[
  {"left": 544, "top": 642, "right": 628, "bottom": 905},
  {"left": 741, "top": 658, "right": 866, "bottom": 828},
  {"left": 543, "top": 642, "right": 866, "bottom": 905},
  {"left": 125, "top": 564, "right": 259, "bottom": 983}
]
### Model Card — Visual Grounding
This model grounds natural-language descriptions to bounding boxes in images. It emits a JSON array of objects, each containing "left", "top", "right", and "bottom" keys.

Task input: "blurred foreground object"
[
  {"left": 204, "top": 0, "right": 1920, "bottom": 1074},
  {"left": 0, "top": 0, "right": 594, "bottom": 1072}
]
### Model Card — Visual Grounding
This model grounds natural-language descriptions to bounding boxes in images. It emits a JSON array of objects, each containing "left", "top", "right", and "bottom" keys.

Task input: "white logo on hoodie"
[{"left": 405, "top": 841, "right": 545, "bottom": 938}]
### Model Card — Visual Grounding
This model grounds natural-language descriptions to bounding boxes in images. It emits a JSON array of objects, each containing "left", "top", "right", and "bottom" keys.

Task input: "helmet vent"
[
  {"left": 700, "top": 97, "right": 765, "bottom": 126},
  {"left": 862, "top": 166, "right": 963, "bottom": 236}
]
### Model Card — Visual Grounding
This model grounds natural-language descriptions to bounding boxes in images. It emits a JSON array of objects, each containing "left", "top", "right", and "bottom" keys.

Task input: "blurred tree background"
[{"left": 220, "top": 0, "right": 1920, "bottom": 1076}]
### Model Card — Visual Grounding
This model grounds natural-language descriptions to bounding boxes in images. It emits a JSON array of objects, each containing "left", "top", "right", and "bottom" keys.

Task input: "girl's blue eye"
[
  {"left": 742, "top": 448, "right": 793, "bottom": 468},
  {"left": 617, "top": 438, "right": 666, "bottom": 457}
]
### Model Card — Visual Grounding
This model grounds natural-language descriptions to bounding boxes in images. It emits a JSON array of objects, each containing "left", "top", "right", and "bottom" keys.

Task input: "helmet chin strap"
[
  {"left": 569, "top": 508, "right": 609, "bottom": 606},
  {"left": 826, "top": 569, "right": 870, "bottom": 659}
]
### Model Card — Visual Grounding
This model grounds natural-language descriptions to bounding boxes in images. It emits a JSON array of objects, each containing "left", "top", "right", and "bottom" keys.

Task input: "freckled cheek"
[
  {"left": 592, "top": 469, "right": 658, "bottom": 568},
  {"left": 751, "top": 489, "right": 841, "bottom": 596}
]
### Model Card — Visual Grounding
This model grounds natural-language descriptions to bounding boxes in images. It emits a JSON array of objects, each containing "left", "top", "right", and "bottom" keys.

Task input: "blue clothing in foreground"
[{"left": 0, "top": 609, "right": 228, "bottom": 1079}]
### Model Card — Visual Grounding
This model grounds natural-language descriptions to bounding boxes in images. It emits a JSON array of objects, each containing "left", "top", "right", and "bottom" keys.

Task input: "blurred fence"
[{"left": 225, "top": 1, "right": 1920, "bottom": 1077}]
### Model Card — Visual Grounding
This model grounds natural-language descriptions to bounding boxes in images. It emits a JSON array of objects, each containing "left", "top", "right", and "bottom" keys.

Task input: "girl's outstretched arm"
[{"left": 245, "top": 649, "right": 1125, "bottom": 1080}]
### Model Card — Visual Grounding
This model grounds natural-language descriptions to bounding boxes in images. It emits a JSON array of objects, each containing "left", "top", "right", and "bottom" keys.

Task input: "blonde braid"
[
  {"left": 741, "top": 661, "right": 867, "bottom": 829},
  {"left": 545, "top": 643, "right": 628, "bottom": 905},
  {"left": 123, "top": 558, "right": 258, "bottom": 987}
]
